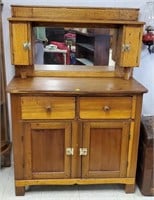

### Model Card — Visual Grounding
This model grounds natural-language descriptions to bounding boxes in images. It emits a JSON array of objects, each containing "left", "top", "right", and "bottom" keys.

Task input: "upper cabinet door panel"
[
  {"left": 118, "top": 26, "right": 143, "bottom": 67},
  {"left": 10, "top": 22, "right": 32, "bottom": 65}
]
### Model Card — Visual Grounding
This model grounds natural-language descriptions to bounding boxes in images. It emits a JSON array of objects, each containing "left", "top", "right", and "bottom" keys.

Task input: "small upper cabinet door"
[
  {"left": 10, "top": 22, "right": 32, "bottom": 65},
  {"left": 118, "top": 25, "right": 143, "bottom": 67}
]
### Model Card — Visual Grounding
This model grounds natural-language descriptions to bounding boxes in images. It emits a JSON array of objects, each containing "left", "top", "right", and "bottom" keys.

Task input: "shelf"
[
  {"left": 76, "top": 58, "right": 94, "bottom": 66},
  {"left": 76, "top": 43, "right": 94, "bottom": 52}
]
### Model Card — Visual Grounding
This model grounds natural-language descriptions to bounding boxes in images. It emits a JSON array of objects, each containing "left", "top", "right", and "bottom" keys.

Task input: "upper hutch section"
[{"left": 8, "top": 5, "right": 144, "bottom": 79}]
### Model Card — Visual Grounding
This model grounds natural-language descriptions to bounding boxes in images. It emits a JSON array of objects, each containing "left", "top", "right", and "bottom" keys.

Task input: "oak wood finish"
[
  {"left": 21, "top": 96, "right": 75, "bottom": 119},
  {"left": 10, "top": 22, "right": 32, "bottom": 65},
  {"left": 24, "top": 122, "right": 71, "bottom": 179},
  {"left": 116, "top": 25, "right": 143, "bottom": 67},
  {"left": 7, "top": 5, "right": 147, "bottom": 196},
  {"left": 8, "top": 6, "right": 144, "bottom": 80},
  {"left": 8, "top": 77, "right": 147, "bottom": 195},
  {"left": 15, "top": 177, "right": 135, "bottom": 187},
  {"left": 7, "top": 77, "right": 147, "bottom": 94},
  {"left": 82, "top": 121, "right": 130, "bottom": 178},
  {"left": 79, "top": 97, "right": 132, "bottom": 119},
  {"left": 11, "top": 6, "right": 139, "bottom": 21}
]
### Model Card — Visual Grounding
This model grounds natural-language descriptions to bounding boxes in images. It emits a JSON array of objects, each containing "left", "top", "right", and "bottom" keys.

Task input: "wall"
[{"left": 2, "top": 0, "right": 154, "bottom": 116}]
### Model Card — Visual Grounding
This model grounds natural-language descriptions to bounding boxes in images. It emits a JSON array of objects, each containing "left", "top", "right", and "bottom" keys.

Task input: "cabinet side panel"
[
  {"left": 11, "top": 94, "right": 24, "bottom": 179},
  {"left": 127, "top": 95, "right": 143, "bottom": 177}
]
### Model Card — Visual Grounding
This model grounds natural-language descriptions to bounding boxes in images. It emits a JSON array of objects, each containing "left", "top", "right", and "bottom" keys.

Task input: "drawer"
[
  {"left": 21, "top": 96, "right": 75, "bottom": 119},
  {"left": 79, "top": 97, "right": 132, "bottom": 119}
]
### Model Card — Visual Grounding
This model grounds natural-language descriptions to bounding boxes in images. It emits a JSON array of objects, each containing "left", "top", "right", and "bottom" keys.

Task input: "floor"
[{"left": 0, "top": 166, "right": 154, "bottom": 200}]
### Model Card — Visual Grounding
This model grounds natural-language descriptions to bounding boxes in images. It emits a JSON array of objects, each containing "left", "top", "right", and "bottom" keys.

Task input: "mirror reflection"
[{"left": 33, "top": 27, "right": 116, "bottom": 67}]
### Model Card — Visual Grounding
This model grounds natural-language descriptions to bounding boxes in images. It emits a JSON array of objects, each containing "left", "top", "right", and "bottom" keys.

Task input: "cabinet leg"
[
  {"left": 15, "top": 186, "right": 25, "bottom": 196},
  {"left": 125, "top": 184, "right": 135, "bottom": 193}
]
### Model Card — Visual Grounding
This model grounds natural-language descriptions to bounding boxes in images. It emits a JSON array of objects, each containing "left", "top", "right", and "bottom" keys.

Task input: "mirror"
[{"left": 33, "top": 27, "right": 116, "bottom": 67}]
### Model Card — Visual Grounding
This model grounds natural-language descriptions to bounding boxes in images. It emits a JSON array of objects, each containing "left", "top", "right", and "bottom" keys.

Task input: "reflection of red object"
[{"left": 50, "top": 41, "right": 70, "bottom": 64}]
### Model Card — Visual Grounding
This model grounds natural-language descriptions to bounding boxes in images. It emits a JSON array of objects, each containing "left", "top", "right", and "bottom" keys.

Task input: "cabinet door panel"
[
  {"left": 118, "top": 26, "right": 142, "bottom": 67},
  {"left": 82, "top": 121, "right": 130, "bottom": 178},
  {"left": 24, "top": 122, "right": 71, "bottom": 179},
  {"left": 10, "top": 22, "right": 32, "bottom": 65}
]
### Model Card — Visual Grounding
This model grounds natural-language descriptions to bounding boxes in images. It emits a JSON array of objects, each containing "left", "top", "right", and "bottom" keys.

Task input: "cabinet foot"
[
  {"left": 125, "top": 184, "right": 135, "bottom": 193},
  {"left": 15, "top": 186, "right": 25, "bottom": 196}
]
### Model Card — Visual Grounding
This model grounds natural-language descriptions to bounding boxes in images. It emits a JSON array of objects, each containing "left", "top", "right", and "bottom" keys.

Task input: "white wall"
[{"left": 2, "top": 0, "right": 154, "bottom": 115}]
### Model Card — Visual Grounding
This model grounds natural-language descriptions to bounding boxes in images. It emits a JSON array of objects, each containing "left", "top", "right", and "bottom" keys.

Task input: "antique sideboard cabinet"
[{"left": 7, "top": 5, "right": 147, "bottom": 196}]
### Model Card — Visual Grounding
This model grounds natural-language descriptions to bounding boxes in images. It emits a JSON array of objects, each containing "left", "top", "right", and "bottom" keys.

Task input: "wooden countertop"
[{"left": 7, "top": 77, "right": 148, "bottom": 96}]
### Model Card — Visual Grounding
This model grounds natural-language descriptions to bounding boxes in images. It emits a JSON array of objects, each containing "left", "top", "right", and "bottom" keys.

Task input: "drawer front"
[
  {"left": 21, "top": 96, "right": 75, "bottom": 119},
  {"left": 79, "top": 97, "right": 132, "bottom": 119}
]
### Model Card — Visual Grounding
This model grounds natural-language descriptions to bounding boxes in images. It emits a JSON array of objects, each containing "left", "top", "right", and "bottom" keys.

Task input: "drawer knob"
[
  {"left": 45, "top": 105, "right": 52, "bottom": 112},
  {"left": 103, "top": 106, "right": 110, "bottom": 112}
]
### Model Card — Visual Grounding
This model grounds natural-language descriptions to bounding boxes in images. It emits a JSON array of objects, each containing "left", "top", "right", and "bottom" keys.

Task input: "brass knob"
[
  {"left": 103, "top": 105, "right": 110, "bottom": 112},
  {"left": 45, "top": 105, "right": 52, "bottom": 112}
]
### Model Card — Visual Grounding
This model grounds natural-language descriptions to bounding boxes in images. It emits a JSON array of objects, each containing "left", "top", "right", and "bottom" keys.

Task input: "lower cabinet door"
[
  {"left": 23, "top": 122, "right": 72, "bottom": 179},
  {"left": 82, "top": 121, "right": 130, "bottom": 178}
]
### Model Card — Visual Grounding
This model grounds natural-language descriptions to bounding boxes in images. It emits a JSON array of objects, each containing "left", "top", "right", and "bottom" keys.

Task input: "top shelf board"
[{"left": 9, "top": 5, "right": 144, "bottom": 26}]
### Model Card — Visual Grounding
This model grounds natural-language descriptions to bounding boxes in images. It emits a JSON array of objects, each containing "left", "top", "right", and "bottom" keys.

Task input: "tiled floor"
[{"left": 0, "top": 166, "right": 154, "bottom": 200}]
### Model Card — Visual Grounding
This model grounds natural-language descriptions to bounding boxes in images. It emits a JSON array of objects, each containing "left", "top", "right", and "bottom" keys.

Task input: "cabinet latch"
[
  {"left": 79, "top": 148, "right": 88, "bottom": 156},
  {"left": 66, "top": 148, "right": 74, "bottom": 156},
  {"left": 122, "top": 44, "right": 131, "bottom": 52},
  {"left": 23, "top": 42, "right": 31, "bottom": 50}
]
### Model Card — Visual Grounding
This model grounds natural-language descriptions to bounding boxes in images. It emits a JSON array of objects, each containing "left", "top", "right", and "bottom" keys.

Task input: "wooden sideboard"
[
  {"left": 7, "top": 77, "right": 147, "bottom": 196},
  {"left": 7, "top": 5, "right": 147, "bottom": 196}
]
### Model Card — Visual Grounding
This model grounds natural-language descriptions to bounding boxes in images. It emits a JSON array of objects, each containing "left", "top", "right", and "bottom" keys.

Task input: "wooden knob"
[
  {"left": 103, "top": 106, "right": 110, "bottom": 112},
  {"left": 45, "top": 105, "right": 52, "bottom": 112}
]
